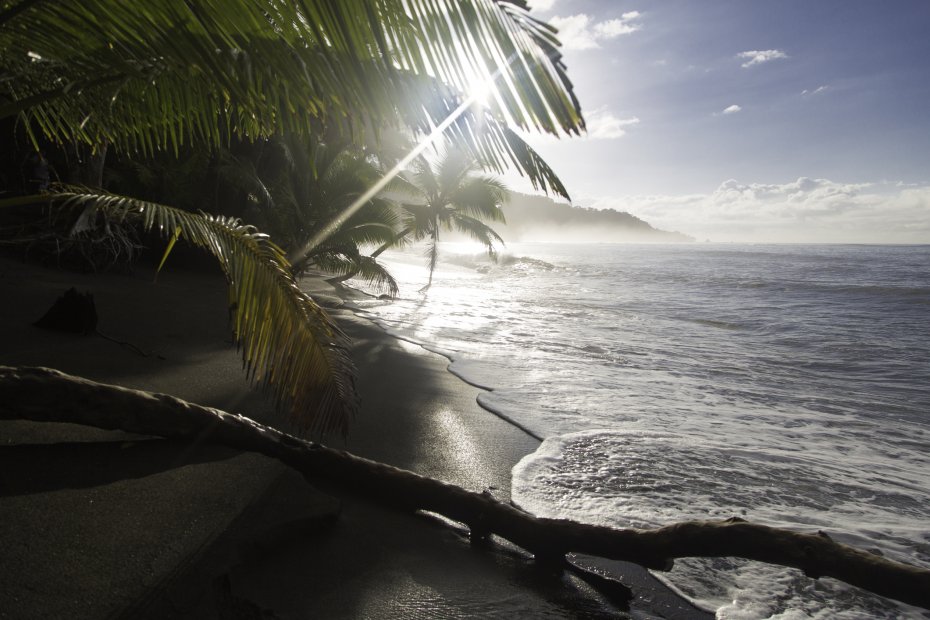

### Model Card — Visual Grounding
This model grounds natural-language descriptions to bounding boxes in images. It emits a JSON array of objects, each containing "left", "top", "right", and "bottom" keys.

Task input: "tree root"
[{"left": 1, "top": 365, "right": 928, "bottom": 611}]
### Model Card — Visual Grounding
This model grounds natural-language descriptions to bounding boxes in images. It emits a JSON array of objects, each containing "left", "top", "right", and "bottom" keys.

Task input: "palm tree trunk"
[
  {"left": 370, "top": 225, "right": 413, "bottom": 259},
  {"left": 325, "top": 268, "right": 361, "bottom": 285},
  {"left": 421, "top": 227, "right": 439, "bottom": 292}
]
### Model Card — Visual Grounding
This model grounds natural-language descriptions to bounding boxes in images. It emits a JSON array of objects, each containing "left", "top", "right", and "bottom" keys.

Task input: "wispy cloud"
[
  {"left": 722, "top": 104, "right": 742, "bottom": 115},
  {"left": 550, "top": 12, "right": 642, "bottom": 51},
  {"left": 801, "top": 85, "right": 829, "bottom": 96},
  {"left": 586, "top": 108, "right": 640, "bottom": 139},
  {"left": 580, "top": 178, "right": 930, "bottom": 243},
  {"left": 737, "top": 49, "right": 788, "bottom": 68}
]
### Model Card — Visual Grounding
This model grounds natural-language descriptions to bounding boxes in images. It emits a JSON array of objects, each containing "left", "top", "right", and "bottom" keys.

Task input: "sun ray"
[{"left": 288, "top": 55, "right": 517, "bottom": 267}]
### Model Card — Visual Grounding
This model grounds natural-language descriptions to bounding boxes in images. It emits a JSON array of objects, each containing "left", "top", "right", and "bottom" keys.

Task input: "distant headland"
[{"left": 500, "top": 192, "right": 694, "bottom": 243}]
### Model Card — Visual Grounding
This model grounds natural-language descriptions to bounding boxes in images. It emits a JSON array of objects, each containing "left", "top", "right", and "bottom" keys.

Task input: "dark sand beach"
[{"left": 0, "top": 256, "right": 710, "bottom": 619}]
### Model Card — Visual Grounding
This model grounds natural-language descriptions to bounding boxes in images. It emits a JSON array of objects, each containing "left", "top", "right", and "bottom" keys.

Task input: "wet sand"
[{"left": 0, "top": 256, "right": 710, "bottom": 619}]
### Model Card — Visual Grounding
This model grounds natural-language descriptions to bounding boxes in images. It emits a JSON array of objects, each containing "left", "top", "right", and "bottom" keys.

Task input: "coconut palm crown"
[{"left": 394, "top": 149, "right": 509, "bottom": 291}]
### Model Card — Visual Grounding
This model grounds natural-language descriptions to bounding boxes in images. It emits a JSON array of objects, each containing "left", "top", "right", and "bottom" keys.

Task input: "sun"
[
  {"left": 470, "top": 76, "right": 493, "bottom": 107},
  {"left": 463, "top": 65, "right": 496, "bottom": 108}
]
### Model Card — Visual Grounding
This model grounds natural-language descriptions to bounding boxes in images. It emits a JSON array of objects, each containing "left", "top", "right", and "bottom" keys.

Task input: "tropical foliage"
[
  {"left": 387, "top": 149, "right": 509, "bottom": 291},
  {"left": 1, "top": 0, "right": 582, "bottom": 195},
  {"left": 0, "top": 0, "right": 584, "bottom": 434},
  {"left": 232, "top": 138, "right": 403, "bottom": 297}
]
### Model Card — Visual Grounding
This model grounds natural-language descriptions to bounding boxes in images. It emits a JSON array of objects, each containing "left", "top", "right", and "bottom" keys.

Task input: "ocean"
[{"left": 349, "top": 242, "right": 930, "bottom": 619}]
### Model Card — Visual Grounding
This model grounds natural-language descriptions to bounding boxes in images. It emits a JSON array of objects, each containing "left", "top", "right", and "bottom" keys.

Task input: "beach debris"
[
  {"left": 33, "top": 287, "right": 164, "bottom": 358},
  {"left": 33, "top": 287, "right": 97, "bottom": 334}
]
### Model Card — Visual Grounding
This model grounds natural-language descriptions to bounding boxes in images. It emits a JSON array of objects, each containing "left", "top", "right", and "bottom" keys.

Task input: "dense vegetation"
[{"left": 0, "top": 0, "right": 584, "bottom": 435}]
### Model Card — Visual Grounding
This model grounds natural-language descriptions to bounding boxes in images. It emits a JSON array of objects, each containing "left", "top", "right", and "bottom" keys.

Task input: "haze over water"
[{"left": 354, "top": 242, "right": 930, "bottom": 619}]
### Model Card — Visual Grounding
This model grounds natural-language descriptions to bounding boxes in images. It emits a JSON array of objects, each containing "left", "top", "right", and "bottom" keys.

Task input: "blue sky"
[{"left": 511, "top": 0, "right": 930, "bottom": 242}]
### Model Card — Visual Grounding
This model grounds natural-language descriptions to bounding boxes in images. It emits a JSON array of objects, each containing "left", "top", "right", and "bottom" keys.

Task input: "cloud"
[
  {"left": 801, "top": 85, "right": 829, "bottom": 96},
  {"left": 527, "top": 0, "right": 557, "bottom": 12},
  {"left": 594, "top": 12, "right": 642, "bottom": 37},
  {"left": 737, "top": 49, "right": 788, "bottom": 68},
  {"left": 517, "top": 106, "right": 638, "bottom": 144},
  {"left": 586, "top": 107, "right": 640, "bottom": 139},
  {"left": 722, "top": 104, "right": 742, "bottom": 114},
  {"left": 578, "top": 178, "right": 930, "bottom": 243},
  {"left": 550, "top": 12, "right": 642, "bottom": 50}
]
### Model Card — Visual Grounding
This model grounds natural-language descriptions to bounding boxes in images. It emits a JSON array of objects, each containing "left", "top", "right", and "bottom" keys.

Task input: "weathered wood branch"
[{"left": 2, "top": 365, "right": 929, "bottom": 611}]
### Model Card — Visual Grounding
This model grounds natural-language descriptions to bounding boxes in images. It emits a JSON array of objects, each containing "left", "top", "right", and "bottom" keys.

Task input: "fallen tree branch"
[{"left": 2, "top": 365, "right": 928, "bottom": 611}]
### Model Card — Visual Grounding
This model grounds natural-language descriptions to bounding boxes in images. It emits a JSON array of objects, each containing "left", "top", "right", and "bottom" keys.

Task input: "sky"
[{"left": 505, "top": 0, "right": 930, "bottom": 243}]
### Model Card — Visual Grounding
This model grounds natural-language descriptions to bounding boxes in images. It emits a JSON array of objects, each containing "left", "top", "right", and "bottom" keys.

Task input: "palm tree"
[
  {"left": 0, "top": 0, "right": 584, "bottom": 435},
  {"left": 388, "top": 149, "right": 508, "bottom": 291},
  {"left": 255, "top": 138, "right": 403, "bottom": 297}
]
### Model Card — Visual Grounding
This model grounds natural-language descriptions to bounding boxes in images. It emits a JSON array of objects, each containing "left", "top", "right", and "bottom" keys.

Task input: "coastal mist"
[{"left": 352, "top": 243, "right": 930, "bottom": 619}]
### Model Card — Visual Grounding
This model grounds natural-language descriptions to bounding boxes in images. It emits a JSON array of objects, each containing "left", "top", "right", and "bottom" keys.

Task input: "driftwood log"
[{"left": 2, "top": 365, "right": 929, "bottom": 611}]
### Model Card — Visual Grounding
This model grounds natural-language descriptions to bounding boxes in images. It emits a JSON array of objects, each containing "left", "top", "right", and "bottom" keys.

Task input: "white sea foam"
[{"left": 356, "top": 242, "right": 930, "bottom": 619}]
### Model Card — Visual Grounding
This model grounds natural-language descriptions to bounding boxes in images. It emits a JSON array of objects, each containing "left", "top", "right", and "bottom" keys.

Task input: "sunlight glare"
[
  {"left": 466, "top": 66, "right": 495, "bottom": 108},
  {"left": 288, "top": 55, "right": 517, "bottom": 267}
]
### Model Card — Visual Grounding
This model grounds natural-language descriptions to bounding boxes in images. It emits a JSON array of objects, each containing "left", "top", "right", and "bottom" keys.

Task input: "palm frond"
[
  {"left": 410, "top": 155, "right": 441, "bottom": 199},
  {"left": 444, "top": 116, "right": 572, "bottom": 200},
  {"left": 435, "top": 150, "right": 476, "bottom": 200},
  {"left": 43, "top": 190, "right": 358, "bottom": 437},
  {"left": 400, "top": 203, "right": 435, "bottom": 241},
  {"left": 316, "top": 252, "right": 399, "bottom": 299},
  {"left": 450, "top": 176, "right": 509, "bottom": 222},
  {"left": 335, "top": 222, "right": 401, "bottom": 249},
  {"left": 351, "top": 255, "right": 400, "bottom": 298},
  {"left": 0, "top": 0, "right": 583, "bottom": 196},
  {"left": 448, "top": 212, "right": 506, "bottom": 256},
  {"left": 214, "top": 150, "right": 275, "bottom": 211}
]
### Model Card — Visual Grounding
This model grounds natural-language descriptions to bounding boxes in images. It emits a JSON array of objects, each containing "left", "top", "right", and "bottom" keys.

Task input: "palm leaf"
[
  {"left": 450, "top": 176, "right": 509, "bottom": 222},
  {"left": 0, "top": 0, "right": 583, "bottom": 197},
  {"left": 32, "top": 190, "right": 358, "bottom": 437},
  {"left": 448, "top": 211, "right": 506, "bottom": 257},
  {"left": 316, "top": 252, "right": 399, "bottom": 299}
]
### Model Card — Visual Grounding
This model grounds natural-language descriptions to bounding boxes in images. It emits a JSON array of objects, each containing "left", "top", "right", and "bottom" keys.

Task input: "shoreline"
[
  {"left": 0, "top": 257, "right": 710, "bottom": 619},
  {"left": 326, "top": 281, "right": 547, "bottom": 442},
  {"left": 319, "top": 276, "right": 714, "bottom": 619}
]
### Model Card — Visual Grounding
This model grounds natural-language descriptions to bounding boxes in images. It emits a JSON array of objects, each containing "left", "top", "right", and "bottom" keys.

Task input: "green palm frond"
[
  {"left": 444, "top": 116, "right": 572, "bottom": 199},
  {"left": 337, "top": 222, "right": 400, "bottom": 249},
  {"left": 317, "top": 252, "right": 399, "bottom": 299},
  {"left": 436, "top": 150, "right": 476, "bottom": 198},
  {"left": 450, "top": 176, "right": 509, "bottom": 223},
  {"left": 400, "top": 204, "right": 435, "bottom": 241},
  {"left": 350, "top": 255, "right": 399, "bottom": 298},
  {"left": 263, "top": 139, "right": 406, "bottom": 262},
  {"left": 0, "top": 0, "right": 582, "bottom": 197},
  {"left": 43, "top": 190, "right": 358, "bottom": 437},
  {"left": 449, "top": 212, "right": 506, "bottom": 256},
  {"left": 214, "top": 150, "right": 275, "bottom": 211}
]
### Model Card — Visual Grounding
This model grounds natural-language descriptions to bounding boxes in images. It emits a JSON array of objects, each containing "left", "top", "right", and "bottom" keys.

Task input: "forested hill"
[{"left": 498, "top": 192, "right": 693, "bottom": 243}]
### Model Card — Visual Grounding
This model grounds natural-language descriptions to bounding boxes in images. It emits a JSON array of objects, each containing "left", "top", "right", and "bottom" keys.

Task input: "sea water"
[{"left": 348, "top": 243, "right": 930, "bottom": 619}]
